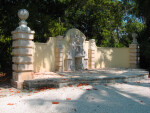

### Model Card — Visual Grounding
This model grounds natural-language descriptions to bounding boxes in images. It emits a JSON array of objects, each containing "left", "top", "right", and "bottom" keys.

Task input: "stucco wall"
[
  {"left": 33, "top": 37, "right": 56, "bottom": 72},
  {"left": 95, "top": 47, "right": 129, "bottom": 68},
  {"left": 33, "top": 29, "right": 130, "bottom": 72}
]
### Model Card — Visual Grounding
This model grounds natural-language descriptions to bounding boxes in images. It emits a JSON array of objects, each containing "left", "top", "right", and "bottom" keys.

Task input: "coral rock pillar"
[
  {"left": 89, "top": 39, "right": 96, "bottom": 69},
  {"left": 129, "top": 33, "right": 139, "bottom": 68},
  {"left": 56, "top": 36, "right": 63, "bottom": 72},
  {"left": 11, "top": 9, "right": 35, "bottom": 89}
]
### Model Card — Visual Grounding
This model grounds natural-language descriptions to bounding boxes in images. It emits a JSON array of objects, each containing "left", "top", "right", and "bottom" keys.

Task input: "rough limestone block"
[
  {"left": 130, "top": 64, "right": 137, "bottom": 68},
  {"left": 59, "top": 49, "right": 63, "bottom": 53},
  {"left": 13, "top": 64, "right": 33, "bottom": 71},
  {"left": 13, "top": 64, "right": 18, "bottom": 71},
  {"left": 91, "top": 50, "right": 95, "bottom": 54},
  {"left": 129, "top": 49, "right": 137, "bottom": 53},
  {"left": 59, "top": 53, "right": 63, "bottom": 58},
  {"left": 18, "top": 64, "right": 33, "bottom": 71},
  {"left": 12, "top": 72, "right": 18, "bottom": 81},
  {"left": 11, "top": 80, "right": 23, "bottom": 89},
  {"left": 12, "top": 72, "right": 32, "bottom": 82},
  {"left": 130, "top": 57, "right": 137, "bottom": 60},
  {"left": 13, "top": 40, "right": 34, "bottom": 48},
  {"left": 58, "top": 58, "right": 63, "bottom": 62},
  {"left": 91, "top": 62, "right": 95, "bottom": 65},
  {"left": 129, "top": 61, "right": 137, "bottom": 64},
  {"left": 58, "top": 61, "right": 63, "bottom": 66},
  {"left": 91, "top": 57, "right": 95, "bottom": 61},
  {"left": 129, "top": 53, "right": 137, "bottom": 57},
  {"left": 12, "top": 32, "right": 34, "bottom": 40},
  {"left": 13, "top": 56, "right": 33, "bottom": 63},
  {"left": 129, "top": 44, "right": 138, "bottom": 48},
  {"left": 13, "top": 48, "right": 33, "bottom": 56}
]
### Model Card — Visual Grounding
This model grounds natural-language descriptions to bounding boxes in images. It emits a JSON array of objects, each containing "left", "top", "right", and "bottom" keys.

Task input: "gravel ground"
[{"left": 0, "top": 78, "right": 150, "bottom": 113}]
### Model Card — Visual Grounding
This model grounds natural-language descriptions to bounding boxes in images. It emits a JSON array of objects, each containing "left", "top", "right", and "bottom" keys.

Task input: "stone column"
[
  {"left": 89, "top": 39, "right": 96, "bottom": 69},
  {"left": 129, "top": 33, "right": 139, "bottom": 68},
  {"left": 66, "top": 51, "right": 73, "bottom": 71},
  {"left": 11, "top": 9, "right": 35, "bottom": 89},
  {"left": 56, "top": 36, "right": 63, "bottom": 71}
]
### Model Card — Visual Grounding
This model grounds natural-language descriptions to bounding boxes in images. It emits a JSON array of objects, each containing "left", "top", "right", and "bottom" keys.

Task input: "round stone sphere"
[{"left": 18, "top": 9, "right": 29, "bottom": 20}]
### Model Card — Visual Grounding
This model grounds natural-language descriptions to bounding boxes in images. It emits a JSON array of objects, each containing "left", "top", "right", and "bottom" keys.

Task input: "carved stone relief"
[{"left": 66, "top": 33, "right": 88, "bottom": 71}]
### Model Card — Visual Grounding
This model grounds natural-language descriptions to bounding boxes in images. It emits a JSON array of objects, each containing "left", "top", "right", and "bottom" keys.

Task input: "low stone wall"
[
  {"left": 95, "top": 47, "right": 129, "bottom": 68},
  {"left": 33, "top": 37, "right": 56, "bottom": 72}
]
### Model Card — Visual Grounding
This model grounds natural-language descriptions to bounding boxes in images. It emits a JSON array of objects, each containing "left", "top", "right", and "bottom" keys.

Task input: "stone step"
[{"left": 23, "top": 74, "right": 148, "bottom": 90}]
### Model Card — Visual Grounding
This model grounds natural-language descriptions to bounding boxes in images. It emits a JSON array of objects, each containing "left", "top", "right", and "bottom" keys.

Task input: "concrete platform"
[{"left": 23, "top": 68, "right": 149, "bottom": 89}]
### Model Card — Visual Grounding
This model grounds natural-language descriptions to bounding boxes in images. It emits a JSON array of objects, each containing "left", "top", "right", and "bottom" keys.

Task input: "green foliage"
[
  {"left": 0, "top": 31, "right": 12, "bottom": 76},
  {"left": 48, "top": 18, "right": 69, "bottom": 37}
]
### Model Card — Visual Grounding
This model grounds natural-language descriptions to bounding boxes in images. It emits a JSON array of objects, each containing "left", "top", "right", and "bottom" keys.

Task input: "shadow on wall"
[
  {"left": 95, "top": 47, "right": 130, "bottom": 68},
  {"left": 33, "top": 37, "right": 56, "bottom": 72}
]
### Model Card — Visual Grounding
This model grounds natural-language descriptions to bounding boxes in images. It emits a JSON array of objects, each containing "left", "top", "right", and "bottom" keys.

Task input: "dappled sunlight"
[
  {"left": 116, "top": 91, "right": 146, "bottom": 105},
  {"left": 100, "top": 89, "right": 109, "bottom": 97},
  {"left": 109, "top": 83, "right": 150, "bottom": 98}
]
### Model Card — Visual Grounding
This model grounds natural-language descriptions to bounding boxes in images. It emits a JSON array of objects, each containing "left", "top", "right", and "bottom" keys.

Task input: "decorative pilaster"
[
  {"left": 56, "top": 36, "right": 63, "bottom": 71},
  {"left": 89, "top": 39, "right": 96, "bottom": 69},
  {"left": 129, "top": 33, "right": 139, "bottom": 68},
  {"left": 66, "top": 51, "right": 73, "bottom": 71},
  {"left": 11, "top": 9, "right": 35, "bottom": 89}
]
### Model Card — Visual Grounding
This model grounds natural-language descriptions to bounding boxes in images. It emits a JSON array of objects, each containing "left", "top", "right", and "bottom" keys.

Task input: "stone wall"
[
  {"left": 11, "top": 9, "right": 139, "bottom": 89},
  {"left": 33, "top": 37, "right": 56, "bottom": 72},
  {"left": 95, "top": 47, "right": 129, "bottom": 68},
  {"left": 33, "top": 29, "right": 137, "bottom": 72}
]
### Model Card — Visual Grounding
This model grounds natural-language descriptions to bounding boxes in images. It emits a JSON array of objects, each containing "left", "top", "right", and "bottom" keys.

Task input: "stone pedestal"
[
  {"left": 129, "top": 33, "right": 139, "bottom": 68},
  {"left": 11, "top": 9, "right": 35, "bottom": 89},
  {"left": 129, "top": 44, "right": 139, "bottom": 68}
]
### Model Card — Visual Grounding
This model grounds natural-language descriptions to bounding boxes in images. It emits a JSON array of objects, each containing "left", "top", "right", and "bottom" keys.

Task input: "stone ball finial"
[
  {"left": 132, "top": 33, "right": 138, "bottom": 44},
  {"left": 18, "top": 9, "right": 29, "bottom": 20},
  {"left": 132, "top": 33, "right": 137, "bottom": 39}
]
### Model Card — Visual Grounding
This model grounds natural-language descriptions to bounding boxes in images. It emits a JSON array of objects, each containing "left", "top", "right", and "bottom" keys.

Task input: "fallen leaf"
[
  {"left": 66, "top": 98, "right": 71, "bottom": 100},
  {"left": 34, "top": 92, "right": 38, "bottom": 93},
  {"left": 16, "top": 91, "right": 20, "bottom": 93},
  {"left": 49, "top": 88, "right": 54, "bottom": 90},
  {"left": 52, "top": 102, "right": 59, "bottom": 104},
  {"left": 140, "top": 100, "right": 143, "bottom": 103},
  {"left": 7, "top": 103, "right": 15, "bottom": 105},
  {"left": 29, "top": 91, "right": 32, "bottom": 93},
  {"left": 9, "top": 89, "right": 11, "bottom": 90},
  {"left": 77, "top": 83, "right": 83, "bottom": 87},
  {"left": 10, "top": 91, "right": 14, "bottom": 92},
  {"left": 104, "top": 84, "right": 108, "bottom": 86},
  {"left": 77, "top": 83, "right": 89, "bottom": 87},
  {"left": 69, "top": 85, "right": 73, "bottom": 87},
  {"left": 28, "top": 95, "right": 31, "bottom": 96},
  {"left": 86, "top": 89, "right": 91, "bottom": 91},
  {"left": 83, "top": 83, "right": 89, "bottom": 86},
  {"left": 93, "top": 88, "right": 98, "bottom": 90}
]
